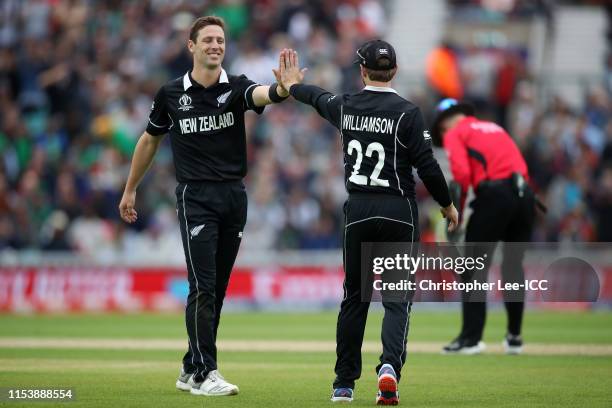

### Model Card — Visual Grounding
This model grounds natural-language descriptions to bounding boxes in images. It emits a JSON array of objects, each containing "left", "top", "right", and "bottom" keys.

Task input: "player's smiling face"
[{"left": 190, "top": 25, "right": 225, "bottom": 69}]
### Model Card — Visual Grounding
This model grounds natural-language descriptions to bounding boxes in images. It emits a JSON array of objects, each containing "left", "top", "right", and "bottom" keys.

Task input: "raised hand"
[
  {"left": 272, "top": 50, "right": 288, "bottom": 95},
  {"left": 277, "top": 48, "right": 307, "bottom": 90}
]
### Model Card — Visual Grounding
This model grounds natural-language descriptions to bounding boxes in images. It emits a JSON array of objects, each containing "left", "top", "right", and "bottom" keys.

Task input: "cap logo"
[
  {"left": 379, "top": 48, "right": 388, "bottom": 55},
  {"left": 356, "top": 50, "right": 366, "bottom": 64}
]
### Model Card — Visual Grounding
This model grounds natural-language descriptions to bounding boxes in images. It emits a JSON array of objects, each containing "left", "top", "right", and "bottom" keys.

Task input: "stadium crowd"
[{"left": 0, "top": 0, "right": 610, "bottom": 258}]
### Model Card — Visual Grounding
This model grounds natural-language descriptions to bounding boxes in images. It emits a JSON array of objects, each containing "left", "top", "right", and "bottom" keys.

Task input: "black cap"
[
  {"left": 430, "top": 98, "right": 475, "bottom": 147},
  {"left": 354, "top": 40, "right": 397, "bottom": 71}
]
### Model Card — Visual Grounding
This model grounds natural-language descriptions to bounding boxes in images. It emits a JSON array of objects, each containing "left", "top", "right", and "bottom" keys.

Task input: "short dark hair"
[
  {"left": 363, "top": 57, "right": 397, "bottom": 82},
  {"left": 189, "top": 16, "right": 226, "bottom": 42}
]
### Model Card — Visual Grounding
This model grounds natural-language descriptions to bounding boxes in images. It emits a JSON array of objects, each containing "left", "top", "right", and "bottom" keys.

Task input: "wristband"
[{"left": 268, "top": 83, "right": 289, "bottom": 103}]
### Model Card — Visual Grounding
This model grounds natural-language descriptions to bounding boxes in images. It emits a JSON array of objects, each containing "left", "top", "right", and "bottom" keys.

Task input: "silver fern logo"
[
  {"left": 190, "top": 224, "right": 205, "bottom": 239},
  {"left": 217, "top": 90, "right": 232, "bottom": 107}
]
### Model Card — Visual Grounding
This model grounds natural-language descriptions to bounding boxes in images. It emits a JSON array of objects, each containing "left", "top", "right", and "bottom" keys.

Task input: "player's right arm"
[
  {"left": 289, "top": 84, "right": 342, "bottom": 125},
  {"left": 119, "top": 86, "right": 170, "bottom": 224},
  {"left": 119, "top": 131, "right": 166, "bottom": 223}
]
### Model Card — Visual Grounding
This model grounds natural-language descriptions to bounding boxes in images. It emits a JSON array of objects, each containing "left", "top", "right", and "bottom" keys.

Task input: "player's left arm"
[
  {"left": 402, "top": 108, "right": 452, "bottom": 208},
  {"left": 401, "top": 108, "right": 458, "bottom": 231},
  {"left": 237, "top": 75, "right": 288, "bottom": 114},
  {"left": 251, "top": 83, "right": 289, "bottom": 107}
]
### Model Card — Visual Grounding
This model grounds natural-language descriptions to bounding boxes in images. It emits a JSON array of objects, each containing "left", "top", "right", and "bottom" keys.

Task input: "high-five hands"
[{"left": 272, "top": 48, "right": 307, "bottom": 93}]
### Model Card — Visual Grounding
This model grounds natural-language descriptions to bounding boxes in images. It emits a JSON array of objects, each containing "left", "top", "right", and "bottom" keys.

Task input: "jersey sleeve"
[
  {"left": 146, "top": 86, "right": 170, "bottom": 136},
  {"left": 400, "top": 108, "right": 451, "bottom": 207},
  {"left": 289, "top": 84, "right": 343, "bottom": 128},
  {"left": 235, "top": 75, "right": 265, "bottom": 115}
]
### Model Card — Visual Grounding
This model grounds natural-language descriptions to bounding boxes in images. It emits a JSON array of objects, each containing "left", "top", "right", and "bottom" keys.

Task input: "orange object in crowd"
[{"left": 426, "top": 47, "right": 464, "bottom": 99}]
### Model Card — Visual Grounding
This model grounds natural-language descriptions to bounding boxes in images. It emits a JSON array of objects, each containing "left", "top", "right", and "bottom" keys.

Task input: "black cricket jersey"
[
  {"left": 289, "top": 84, "right": 451, "bottom": 207},
  {"left": 146, "top": 69, "right": 264, "bottom": 182}
]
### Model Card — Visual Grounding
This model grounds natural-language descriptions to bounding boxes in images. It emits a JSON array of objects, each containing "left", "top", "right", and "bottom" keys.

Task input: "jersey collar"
[
  {"left": 363, "top": 85, "right": 398, "bottom": 94},
  {"left": 183, "top": 68, "right": 229, "bottom": 91}
]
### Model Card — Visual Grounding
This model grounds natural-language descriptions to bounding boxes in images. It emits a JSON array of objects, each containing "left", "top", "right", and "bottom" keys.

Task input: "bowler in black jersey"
[{"left": 118, "top": 16, "right": 290, "bottom": 397}]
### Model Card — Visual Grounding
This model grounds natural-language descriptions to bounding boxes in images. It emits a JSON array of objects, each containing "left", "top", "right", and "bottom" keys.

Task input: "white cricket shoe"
[
  {"left": 442, "top": 337, "right": 486, "bottom": 355},
  {"left": 176, "top": 368, "right": 196, "bottom": 391},
  {"left": 190, "top": 370, "right": 239, "bottom": 396},
  {"left": 503, "top": 334, "right": 523, "bottom": 355}
]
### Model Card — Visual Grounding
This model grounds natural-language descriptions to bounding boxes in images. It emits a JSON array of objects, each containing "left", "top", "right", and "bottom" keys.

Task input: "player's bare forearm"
[
  {"left": 119, "top": 131, "right": 163, "bottom": 223},
  {"left": 252, "top": 84, "right": 289, "bottom": 107},
  {"left": 124, "top": 131, "right": 164, "bottom": 193},
  {"left": 252, "top": 85, "right": 271, "bottom": 106}
]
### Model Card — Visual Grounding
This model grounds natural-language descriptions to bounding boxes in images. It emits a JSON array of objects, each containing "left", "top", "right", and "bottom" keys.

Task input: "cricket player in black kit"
[
  {"left": 118, "top": 16, "right": 290, "bottom": 397},
  {"left": 277, "top": 44, "right": 459, "bottom": 405}
]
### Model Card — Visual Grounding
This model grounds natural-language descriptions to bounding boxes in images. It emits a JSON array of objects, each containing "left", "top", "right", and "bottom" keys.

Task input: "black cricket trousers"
[
  {"left": 175, "top": 180, "right": 247, "bottom": 383},
  {"left": 334, "top": 193, "right": 418, "bottom": 390},
  {"left": 460, "top": 181, "right": 535, "bottom": 342}
]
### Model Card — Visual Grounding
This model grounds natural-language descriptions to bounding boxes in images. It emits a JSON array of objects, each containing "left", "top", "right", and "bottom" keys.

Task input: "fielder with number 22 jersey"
[
  {"left": 285, "top": 39, "right": 453, "bottom": 404},
  {"left": 291, "top": 84, "right": 450, "bottom": 204}
]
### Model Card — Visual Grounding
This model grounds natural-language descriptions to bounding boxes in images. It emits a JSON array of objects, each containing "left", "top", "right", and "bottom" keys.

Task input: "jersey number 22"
[{"left": 347, "top": 140, "right": 389, "bottom": 187}]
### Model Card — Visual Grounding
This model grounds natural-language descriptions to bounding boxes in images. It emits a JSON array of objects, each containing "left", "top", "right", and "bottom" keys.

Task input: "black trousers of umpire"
[
  {"left": 334, "top": 193, "right": 418, "bottom": 390},
  {"left": 460, "top": 181, "right": 535, "bottom": 343},
  {"left": 175, "top": 181, "right": 247, "bottom": 383}
]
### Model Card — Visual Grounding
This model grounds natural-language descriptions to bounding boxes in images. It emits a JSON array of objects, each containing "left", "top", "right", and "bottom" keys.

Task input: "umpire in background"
[
  {"left": 277, "top": 45, "right": 458, "bottom": 404},
  {"left": 119, "top": 16, "right": 290, "bottom": 396},
  {"left": 431, "top": 98, "right": 537, "bottom": 355}
]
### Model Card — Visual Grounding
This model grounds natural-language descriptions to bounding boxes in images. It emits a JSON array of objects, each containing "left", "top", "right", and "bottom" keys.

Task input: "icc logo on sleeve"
[{"left": 179, "top": 94, "right": 194, "bottom": 111}]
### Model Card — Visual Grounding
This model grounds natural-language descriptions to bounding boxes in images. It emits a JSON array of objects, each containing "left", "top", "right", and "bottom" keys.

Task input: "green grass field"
[{"left": 1, "top": 309, "right": 611, "bottom": 407}]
